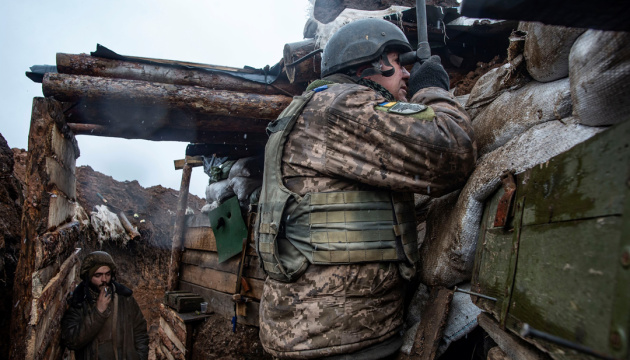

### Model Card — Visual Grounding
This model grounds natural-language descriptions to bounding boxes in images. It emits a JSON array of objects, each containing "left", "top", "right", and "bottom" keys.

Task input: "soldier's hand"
[
  {"left": 96, "top": 286, "right": 112, "bottom": 313},
  {"left": 408, "top": 55, "right": 450, "bottom": 96}
]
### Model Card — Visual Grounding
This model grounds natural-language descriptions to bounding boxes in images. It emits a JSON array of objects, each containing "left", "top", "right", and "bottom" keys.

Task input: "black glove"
[{"left": 408, "top": 55, "right": 450, "bottom": 96}]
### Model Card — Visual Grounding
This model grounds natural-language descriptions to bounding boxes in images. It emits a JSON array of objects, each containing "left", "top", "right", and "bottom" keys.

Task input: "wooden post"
[
  {"left": 168, "top": 163, "right": 193, "bottom": 291},
  {"left": 283, "top": 39, "right": 321, "bottom": 84}
]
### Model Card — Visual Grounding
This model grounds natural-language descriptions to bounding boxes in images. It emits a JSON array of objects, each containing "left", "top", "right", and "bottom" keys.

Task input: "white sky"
[{"left": 0, "top": 0, "right": 311, "bottom": 199}]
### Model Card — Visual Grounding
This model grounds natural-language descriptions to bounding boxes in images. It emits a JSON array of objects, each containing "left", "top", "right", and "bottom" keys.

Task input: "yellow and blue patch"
[{"left": 375, "top": 101, "right": 435, "bottom": 120}]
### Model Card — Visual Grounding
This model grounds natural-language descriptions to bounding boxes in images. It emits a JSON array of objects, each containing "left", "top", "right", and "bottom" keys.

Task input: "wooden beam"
[
  {"left": 66, "top": 123, "right": 267, "bottom": 155},
  {"left": 183, "top": 227, "right": 217, "bottom": 252},
  {"left": 64, "top": 99, "right": 270, "bottom": 133},
  {"left": 283, "top": 39, "right": 321, "bottom": 84},
  {"left": 181, "top": 249, "right": 266, "bottom": 280},
  {"left": 180, "top": 264, "right": 264, "bottom": 300},
  {"left": 174, "top": 157, "right": 204, "bottom": 170},
  {"left": 43, "top": 73, "right": 292, "bottom": 120},
  {"left": 408, "top": 287, "right": 453, "bottom": 360},
  {"left": 478, "top": 313, "right": 547, "bottom": 360},
  {"left": 56, "top": 53, "right": 307, "bottom": 96}
]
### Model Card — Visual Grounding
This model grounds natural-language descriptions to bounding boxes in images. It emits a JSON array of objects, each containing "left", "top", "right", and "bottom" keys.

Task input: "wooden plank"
[
  {"left": 179, "top": 281, "right": 260, "bottom": 327},
  {"left": 181, "top": 249, "right": 266, "bottom": 280},
  {"left": 158, "top": 327, "right": 186, "bottom": 360},
  {"left": 182, "top": 249, "right": 239, "bottom": 274},
  {"left": 186, "top": 213, "right": 212, "bottom": 228},
  {"left": 159, "top": 303, "right": 187, "bottom": 338},
  {"left": 478, "top": 313, "right": 546, "bottom": 360},
  {"left": 47, "top": 192, "right": 75, "bottom": 230},
  {"left": 507, "top": 217, "right": 622, "bottom": 354},
  {"left": 409, "top": 287, "right": 453, "bottom": 360},
  {"left": 160, "top": 317, "right": 186, "bottom": 355},
  {"left": 180, "top": 264, "right": 263, "bottom": 300},
  {"left": 50, "top": 122, "right": 78, "bottom": 172},
  {"left": 31, "top": 249, "right": 80, "bottom": 325},
  {"left": 159, "top": 343, "right": 176, "bottom": 360},
  {"left": 174, "top": 156, "right": 203, "bottom": 170},
  {"left": 180, "top": 264, "right": 235, "bottom": 295},
  {"left": 45, "top": 157, "right": 76, "bottom": 199},
  {"left": 29, "top": 249, "right": 81, "bottom": 360},
  {"left": 183, "top": 227, "right": 217, "bottom": 252}
]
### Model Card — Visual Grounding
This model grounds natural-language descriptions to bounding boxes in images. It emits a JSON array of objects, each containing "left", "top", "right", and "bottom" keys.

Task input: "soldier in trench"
[
  {"left": 61, "top": 251, "right": 149, "bottom": 360},
  {"left": 256, "top": 18, "right": 477, "bottom": 359}
]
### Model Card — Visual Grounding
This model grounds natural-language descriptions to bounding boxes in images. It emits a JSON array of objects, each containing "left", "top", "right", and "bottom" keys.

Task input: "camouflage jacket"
[{"left": 260, "top": 74, "right": 476, "bottom": 359}]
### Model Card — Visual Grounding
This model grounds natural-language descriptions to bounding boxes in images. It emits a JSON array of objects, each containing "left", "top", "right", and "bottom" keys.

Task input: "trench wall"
[{"left": 10, "top": 97, "right": 87, "bottom": 360}]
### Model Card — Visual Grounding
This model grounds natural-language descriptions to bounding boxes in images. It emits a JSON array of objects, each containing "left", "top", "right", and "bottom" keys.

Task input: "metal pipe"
[
  {"left": 521, "top": 324, "right": 621, "bottom": 360},
  {"left": 416, "top": 0, "right": 431, "bottom": 61},
  {"left": 453, "top": 286, "right": 497, "bottom": 302}
]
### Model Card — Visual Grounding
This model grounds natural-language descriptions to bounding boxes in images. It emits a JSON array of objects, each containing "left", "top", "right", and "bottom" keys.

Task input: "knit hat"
[{"left": 80, "top": 251, "right": 117, "bottom": 280}]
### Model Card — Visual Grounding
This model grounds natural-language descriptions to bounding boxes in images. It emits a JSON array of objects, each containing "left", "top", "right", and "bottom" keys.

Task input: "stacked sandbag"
[
  {"left": 419, "top": 22, "right": 615, "bottom": 287},
  {"left": 228, "top": 155, "right": 264, "bottom": 212},
  {"left": 419, "top": 118, "right": 605, "bottom": 286},
  {"left": 520, "top": 22, "right": 585, "bottom": 82},
  {"left": 570, "top": 30, "right": 630, "bottom": 126},
  {"left": 203, "top": 156, "right": 236, "bottom": 212},
  {"left": 473, "top": 78, "right": 572, "bottom": 156},
  {"left": 202, "top": 155, "right": 264, "bottom": 214}
]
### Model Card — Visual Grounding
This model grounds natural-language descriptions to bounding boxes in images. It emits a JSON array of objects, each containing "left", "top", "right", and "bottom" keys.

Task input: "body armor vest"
[{"left": 256, "top": 85, "right": 419, "bottom": 282}]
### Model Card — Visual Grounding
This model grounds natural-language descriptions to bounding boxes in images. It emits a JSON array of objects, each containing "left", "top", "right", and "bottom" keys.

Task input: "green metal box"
[{"left": 472, "top": 120, "right": 630, "bottom": 360}]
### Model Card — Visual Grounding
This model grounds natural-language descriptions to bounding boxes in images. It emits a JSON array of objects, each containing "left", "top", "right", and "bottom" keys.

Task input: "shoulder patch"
[{"left": 387, "top": 102, "right": 427, "bottom": 115}]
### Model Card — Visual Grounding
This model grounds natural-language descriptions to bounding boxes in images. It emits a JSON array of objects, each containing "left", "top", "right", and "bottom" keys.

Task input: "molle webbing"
[
  {"left": 256, "top": 90, "right": 318, "bottom": 281},
  {"left": 284, "top": 191, "right": 413, "bottom": 265}
]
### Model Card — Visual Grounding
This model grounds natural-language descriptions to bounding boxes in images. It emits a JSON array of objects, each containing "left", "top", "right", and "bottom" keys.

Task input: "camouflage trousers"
[{"left": 259, "top": 262, "right": 404, "bottom": 359}]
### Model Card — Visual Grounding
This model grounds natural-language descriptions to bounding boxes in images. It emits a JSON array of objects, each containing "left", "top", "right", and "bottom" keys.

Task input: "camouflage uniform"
[{"left": 259, "top": 74, "right": 476, "bottom": 358}]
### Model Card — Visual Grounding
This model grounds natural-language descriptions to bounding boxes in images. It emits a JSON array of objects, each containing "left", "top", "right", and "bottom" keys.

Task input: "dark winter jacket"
[{"left": 61, "top": 280, "right": 149, "bottom": 360}]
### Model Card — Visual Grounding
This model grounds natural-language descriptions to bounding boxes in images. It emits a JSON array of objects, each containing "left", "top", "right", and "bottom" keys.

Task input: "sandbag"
[
  {"left": 520, "top": 22, "right": 585, "bottom": 82},
  {"left": 419, "top": 117, "right": 605, "bottom": 287},
  {"left": 465, "top": 54, "right": 530, "bottom": 119},
  {"left": 570, "top": 30, "right": 630, "bottom": 126},
  {"left": 229, "top": 176, "right": 262, "bottom": 204},
  {"left": 472, "top": 78, "right": 572, "bottom": 156},
  {"left": 205, "top": 179, "right": 234, "bottom": 204},
  {"left": 201, "top": 201, "right": 219, "bottom": 214},
  {"left": 228, "top": 155, "right": 264, "bottom": 180}
]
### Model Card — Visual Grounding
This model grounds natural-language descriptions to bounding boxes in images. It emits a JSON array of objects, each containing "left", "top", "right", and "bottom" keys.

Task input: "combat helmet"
[{"left": 321, "top": 18, "right": 413, "bottom": 78}]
